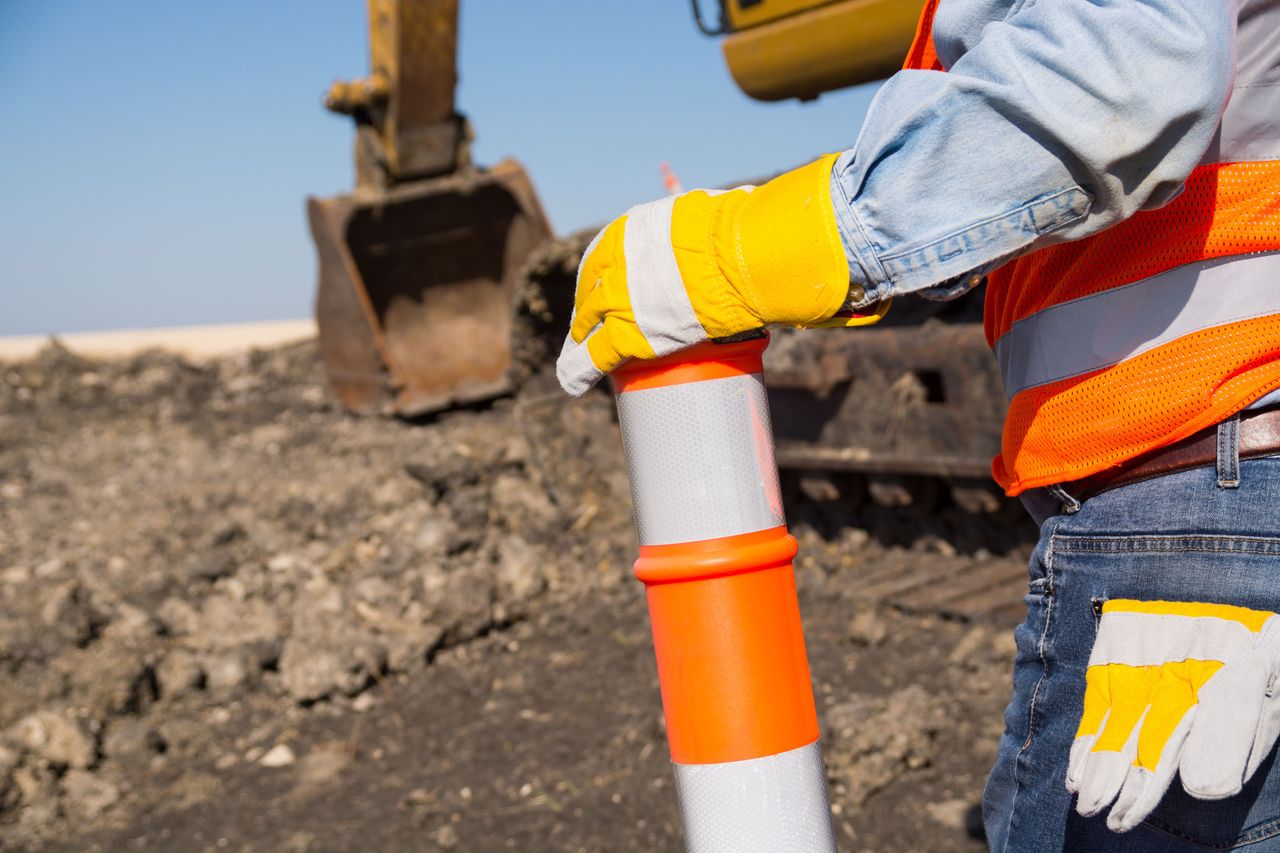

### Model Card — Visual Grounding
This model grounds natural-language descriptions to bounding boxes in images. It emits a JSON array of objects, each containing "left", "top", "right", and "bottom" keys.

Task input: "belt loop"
[
  {"left": 1217, "top": 414, "right": 1241, "bottom": 489},
  {"left": 1048, "top": 483, "right": 1082, "bottom": 514}
]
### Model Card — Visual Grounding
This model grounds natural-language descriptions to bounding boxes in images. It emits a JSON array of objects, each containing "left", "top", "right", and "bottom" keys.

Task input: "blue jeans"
[{"left": 984, "top": 425, "right": 1280, "bottom": 851}]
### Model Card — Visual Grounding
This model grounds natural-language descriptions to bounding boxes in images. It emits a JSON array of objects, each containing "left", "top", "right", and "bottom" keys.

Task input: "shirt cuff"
[
  {"left": 828, "top": 150, "right": 1092, "bottom": 304},
  {"left": 830, "top": 151, "right": 893, "bottom": 311}
]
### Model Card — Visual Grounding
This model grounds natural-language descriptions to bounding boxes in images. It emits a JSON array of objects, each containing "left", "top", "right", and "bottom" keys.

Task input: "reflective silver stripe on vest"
[
  {"left": 994, "top": 251, "right": 1280, "bottom": 399},
  {"left": 616, "top": 372, "right": 785, "bottom": 546},
  {"left": 1202, "top": 83, "right": 1280, "bottom": 164},
  {"left": 1201, "top": 0, "right": 1280, "bottom": 164},
  {"left": 673, "top": 740, "right": 835, "bottom": 853}
]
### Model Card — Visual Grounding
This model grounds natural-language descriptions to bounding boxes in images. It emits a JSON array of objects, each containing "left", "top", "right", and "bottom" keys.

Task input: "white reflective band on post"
[
  {"left": 616, "top": 372, "right": 785, "bottom": 546},
  {"left": 673, "top": 741, "right": 835, "bottom": 853},
  {"left": 994, "top": 251, "right": 1280, "bottom": 399}
]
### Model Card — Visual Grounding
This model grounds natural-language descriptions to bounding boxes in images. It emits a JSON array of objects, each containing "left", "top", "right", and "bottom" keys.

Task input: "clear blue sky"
[{"left": 0, "top": 1, "right": 879, "bottom": 335}]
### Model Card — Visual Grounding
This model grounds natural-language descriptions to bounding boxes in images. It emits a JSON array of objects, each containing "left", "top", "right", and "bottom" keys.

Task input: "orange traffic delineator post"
[{"left": 612, "top": 336, "right": 837, "bottom": 853}]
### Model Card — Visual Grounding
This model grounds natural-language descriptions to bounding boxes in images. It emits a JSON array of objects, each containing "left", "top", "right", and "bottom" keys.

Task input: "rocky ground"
[{"left": 0, "top": 341, "right": 1036, "bottom": 851}]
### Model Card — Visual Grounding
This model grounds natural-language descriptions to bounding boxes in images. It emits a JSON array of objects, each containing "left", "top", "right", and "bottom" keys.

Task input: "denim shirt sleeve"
[{"left": 832, "top": 0, "right": 1235, "bottom": 306}]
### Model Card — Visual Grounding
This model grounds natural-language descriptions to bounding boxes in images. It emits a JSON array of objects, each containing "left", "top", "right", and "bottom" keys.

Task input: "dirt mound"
[{"left": 0, "top": 341, "right": 1024, "bottom": 850}]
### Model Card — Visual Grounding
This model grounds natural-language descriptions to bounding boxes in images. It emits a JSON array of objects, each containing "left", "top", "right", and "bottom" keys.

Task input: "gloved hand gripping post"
[{"left": 612, "top": 337, "right": 837, "bottom": 853}]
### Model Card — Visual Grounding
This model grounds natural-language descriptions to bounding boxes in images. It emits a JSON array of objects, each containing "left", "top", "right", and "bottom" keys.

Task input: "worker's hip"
[
  {"left": 985, "top": 449, "right": 1280, "bottom": 852},
  {"left": 1020, "top": 407, "right": 1280, "bottom": 526}
]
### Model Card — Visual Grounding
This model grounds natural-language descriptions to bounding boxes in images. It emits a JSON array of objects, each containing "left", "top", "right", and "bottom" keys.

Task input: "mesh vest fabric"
[{"left": 903, "top": 1, "right": 1280, "bottom": 495}]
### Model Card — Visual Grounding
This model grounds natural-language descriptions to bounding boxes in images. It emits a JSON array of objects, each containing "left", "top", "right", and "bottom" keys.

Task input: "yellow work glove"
[
  {"left": 556, "top": 154, "right": 888, "bottom": 395},
  {"left": 1067, "top": 599, "right": 1280, "bottom": 833}
]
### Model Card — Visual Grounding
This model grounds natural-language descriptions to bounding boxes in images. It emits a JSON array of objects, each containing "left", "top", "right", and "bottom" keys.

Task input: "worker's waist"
[{"left": 1062, "top": 407, "right": 1280, "bottom": 503}]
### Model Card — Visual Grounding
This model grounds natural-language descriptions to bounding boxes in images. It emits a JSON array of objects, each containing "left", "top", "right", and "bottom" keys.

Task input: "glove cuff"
[{"left": 734, "top": 153, "right": 856, "bottom": 328}]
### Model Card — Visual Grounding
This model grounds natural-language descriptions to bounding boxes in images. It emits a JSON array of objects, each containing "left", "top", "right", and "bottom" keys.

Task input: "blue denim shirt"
[{"left": 830, "top": 0, "right": 1236, "bottom": 308}]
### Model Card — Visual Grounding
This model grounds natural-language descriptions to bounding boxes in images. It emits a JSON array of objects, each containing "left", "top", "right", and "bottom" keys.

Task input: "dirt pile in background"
[{"left": 0, "top": 341, "right": 1029, "bottom": 851}]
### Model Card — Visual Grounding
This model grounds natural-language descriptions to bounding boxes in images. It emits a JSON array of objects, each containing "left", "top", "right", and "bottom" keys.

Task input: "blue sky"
[{"left": 1, "top": 1, "right": 879, "bottom": 335}]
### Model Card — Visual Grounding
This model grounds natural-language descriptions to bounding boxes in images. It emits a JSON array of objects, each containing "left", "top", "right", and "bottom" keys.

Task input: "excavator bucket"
[
  {"left": 308, "top": 160, "right": 551, "bottom": 416},
  {"left": 308, "top": 0, "right": 554, "bottom": 416}
]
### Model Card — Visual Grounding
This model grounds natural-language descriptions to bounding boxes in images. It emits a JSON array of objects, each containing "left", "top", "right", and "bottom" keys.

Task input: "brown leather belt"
[{"left": 1064, "top": 407, "right": 1280, "bottom": 502}]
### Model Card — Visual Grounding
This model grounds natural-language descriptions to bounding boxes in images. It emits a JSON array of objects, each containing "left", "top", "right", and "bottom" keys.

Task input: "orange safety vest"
[{"left": 905, "top": 0, "right": 1280, "bottom": 496}]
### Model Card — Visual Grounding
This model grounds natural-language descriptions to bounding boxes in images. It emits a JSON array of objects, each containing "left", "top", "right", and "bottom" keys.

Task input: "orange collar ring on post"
[{"left": 612, "top": 336, "right": 837, "bottom": 853}]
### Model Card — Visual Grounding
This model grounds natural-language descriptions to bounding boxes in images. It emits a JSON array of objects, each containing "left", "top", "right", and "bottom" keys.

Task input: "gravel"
[{"left": 0, "top": 340, "right": 1029, "bottom": 850}]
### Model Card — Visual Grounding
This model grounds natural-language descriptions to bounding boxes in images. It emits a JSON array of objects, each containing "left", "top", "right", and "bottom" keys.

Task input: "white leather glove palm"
[{"left": 1068, "top": 599, "right": 1280, "bottom": 833}]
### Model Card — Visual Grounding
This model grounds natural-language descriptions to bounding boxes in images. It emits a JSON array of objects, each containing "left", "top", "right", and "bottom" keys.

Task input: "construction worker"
[{"left": 558, "top": 0, "right": 1280, "bottom": 848}]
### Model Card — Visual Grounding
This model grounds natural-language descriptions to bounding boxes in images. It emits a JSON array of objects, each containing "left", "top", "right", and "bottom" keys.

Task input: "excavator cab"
[
  {"left": 308, "top": 0, "right": 551, "bottom": 416},
  {"left": 692, "top": 0, "right": 925, "bottom": 102}
]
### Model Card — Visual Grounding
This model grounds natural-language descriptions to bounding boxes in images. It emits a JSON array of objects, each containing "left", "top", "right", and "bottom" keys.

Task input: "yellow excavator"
[
  {"left": 309, "top": 0, "right": 1013, "bottom": 526},
  {"left": 708, "top": 0, "right": 925, "bottom": 101}
]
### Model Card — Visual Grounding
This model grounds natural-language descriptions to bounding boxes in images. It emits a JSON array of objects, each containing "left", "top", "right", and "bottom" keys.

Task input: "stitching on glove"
[{"left": 732, "top": 218, "right": 757, "bottom": 324}]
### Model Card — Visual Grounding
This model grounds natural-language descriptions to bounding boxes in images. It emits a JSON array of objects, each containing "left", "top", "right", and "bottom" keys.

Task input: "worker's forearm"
[{"left": 833, "top": 0, "right": 1235, "bottom": 306}]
